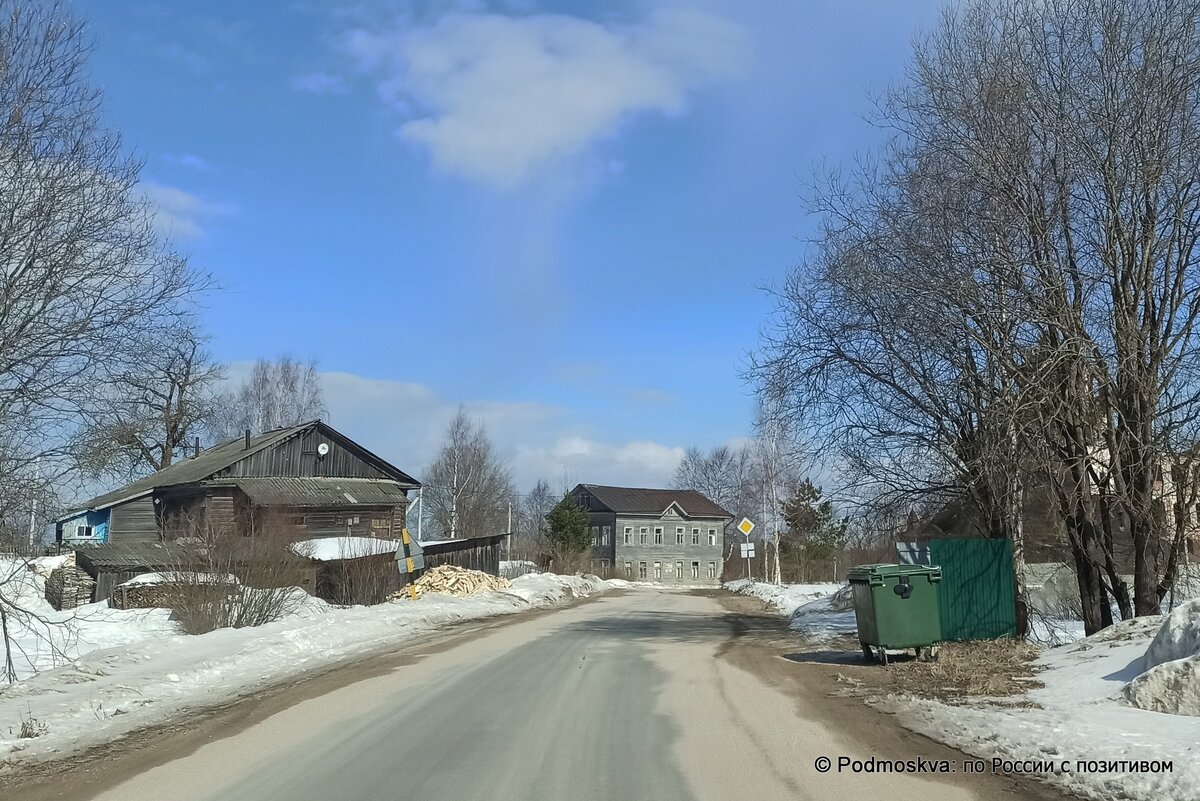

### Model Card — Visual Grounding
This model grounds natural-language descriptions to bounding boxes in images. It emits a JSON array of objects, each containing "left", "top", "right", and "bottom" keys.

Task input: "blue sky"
[{"left": 78, "top": 0, "right": 944, "bottom": 488}]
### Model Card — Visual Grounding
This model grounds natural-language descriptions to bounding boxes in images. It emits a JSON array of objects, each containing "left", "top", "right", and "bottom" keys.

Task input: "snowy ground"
[
  {"left": 727, "top": 578, "right": 1200, "bottom": 800},
  {"left": 889, "top": 617, "right": 1200, "bottom": 801},
  {"left": 0, "top": 561, "right": 616, "bottom": 771}
]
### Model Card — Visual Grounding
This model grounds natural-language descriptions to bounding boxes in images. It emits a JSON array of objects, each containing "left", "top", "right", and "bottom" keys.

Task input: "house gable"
[{"left": 212, "top": 422, "right": 419, "bottom": 484}]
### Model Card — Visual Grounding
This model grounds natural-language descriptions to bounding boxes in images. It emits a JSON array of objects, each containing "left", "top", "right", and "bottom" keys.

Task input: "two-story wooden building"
[{"left": 567, "top": 484, "right": 730, "bottom": 584}]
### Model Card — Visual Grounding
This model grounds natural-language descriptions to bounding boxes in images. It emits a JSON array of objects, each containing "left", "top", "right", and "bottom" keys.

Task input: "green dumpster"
[{"left": 848, "top": 563, "right": 942, "bottom": 664}]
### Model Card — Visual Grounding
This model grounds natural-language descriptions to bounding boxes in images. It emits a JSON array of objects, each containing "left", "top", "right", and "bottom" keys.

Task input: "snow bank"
[
  {"left": 892, "top": 616, "right": 1200, "bottom": 801},
  {"left": 788, "top": 586, "right": 859, "bottom": 640},
  {"left": 1122, "top": 599, "right": 1200, "bottom": 717},
  {"left": 0, "top": 571, "right": 616, "bottom": 771},
  {"left": 1142, "top": 598, "right": 1200, "bottom": 669},
  {"left": 724, "top": 579, "right": 843, "bottom": 617},
  {"left": 0, "top": 559, "right": 177, "bottom": 682},
  {"left": 725, "top": 580, "right": 856, "bottom": 640},
  {"left": 1126, "top": 657, "right": 1200, "bottom": 716}
]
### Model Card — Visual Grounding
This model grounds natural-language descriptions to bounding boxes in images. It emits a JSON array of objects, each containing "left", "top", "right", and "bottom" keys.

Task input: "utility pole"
[
  {"left": 29, "top": 495, "right": 37, "bottom": 551},
  {"left": 506, "top": 501, "right": 512, "bottom": 564},
  {"left": 413, "top": 487, "right": 424, "bottom": 541}
]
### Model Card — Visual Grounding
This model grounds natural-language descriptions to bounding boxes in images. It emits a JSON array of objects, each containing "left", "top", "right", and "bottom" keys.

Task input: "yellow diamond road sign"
[{"left": 737, "top": 517, "right": 754, "bottom": 536}]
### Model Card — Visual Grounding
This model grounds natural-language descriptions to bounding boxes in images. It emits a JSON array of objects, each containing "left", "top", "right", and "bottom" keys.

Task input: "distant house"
[
  {"left": 56, "top": 419, "right": 420, "bottom": 551},
  {"left": 567, "top": 484, "right": 730, "bottom": 584}
]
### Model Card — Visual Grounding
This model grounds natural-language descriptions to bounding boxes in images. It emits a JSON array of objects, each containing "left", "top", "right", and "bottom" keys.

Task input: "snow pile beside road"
[
  {"left": 788, "top": 586, "right": 858, "bottom": 640},
  {"left": 725, "top": 580, "right": 857, "bottom": 640},
  {"left": 0, "top": 559, "right": 178, "bottom": 682},
  {"left": 1125, "top": 599, "right": 1200, "bottom": 716},
  {"left": 724, "top": 579, "right": 843, "bottom": 617},
  {"left": 892, "top": 616, "right": 1200, "bottom": 801},
  {"left": 0, "top": 571, "right": 617, "bottom": 771}
]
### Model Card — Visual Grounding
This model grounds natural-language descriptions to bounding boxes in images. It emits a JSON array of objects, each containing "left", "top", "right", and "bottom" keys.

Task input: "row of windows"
[
  {"left": 622, "top": 525, "right": 718, "bottom": 547},
  {"left": 624, "top": 560, "right": 717, "bottom": 579}
]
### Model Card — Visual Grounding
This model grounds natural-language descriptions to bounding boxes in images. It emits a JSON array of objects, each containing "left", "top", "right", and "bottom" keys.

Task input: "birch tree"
[
  {"left": 213, "top": 356, "right": 326, "bottom": 440},
  {"left": 423, "top": 408, "right": 515, "bottom": 539}
]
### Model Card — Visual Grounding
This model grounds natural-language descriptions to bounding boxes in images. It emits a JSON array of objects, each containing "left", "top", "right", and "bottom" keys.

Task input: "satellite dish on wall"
[{"left": 316, "top": 442, "right": 330, "bottom": 458}]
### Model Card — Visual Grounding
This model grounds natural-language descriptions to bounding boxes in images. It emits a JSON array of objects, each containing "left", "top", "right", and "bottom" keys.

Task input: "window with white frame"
[
  {"left": 654, "top": 561, "right": 662, "bottom": 579},
  {"left": 591, "top": 526, "right": 599, "bottom": 546},
  {"left": 638, "top": 562, "right": 648, "bottom": 579},
  {"left": 654, "top": 526, "right": 664, "bottom": 545},
  {"left": 691, "top": 528, "right": 700, "bottom": 545},
  {"left": 708, "top": 529, "right": 717, "bottom": 546},
  {"left": 601, "top": 525, "right": 611, "bottom": 546},
  {"left": 676, "top": 526, "right": 685, "bottom": 544},
  {"left": 624, "top": 526, "right": 632, "bottom": 545},
  {"left": 707, "top": 562, "right": 716, "bottom": 578},
  {"left": 639, "top": 526, "right": 649, "bottom": 544},
  {"left": 675, "top": 560, "right": 684, "bottom": 578},
  {"left": 691, "top": 561, "right": 700, "bottom": 578},
  {"left": 624, "top": 561, "right": 633, "bottom": 576}
]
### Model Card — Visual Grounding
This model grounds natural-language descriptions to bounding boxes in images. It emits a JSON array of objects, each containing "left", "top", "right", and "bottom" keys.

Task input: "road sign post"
[
  {"left": 395, "top": 529, "right": 426, "bottom": 599},
  {"left": 737, "top": 518, "right": 755, "bottom": 580}
]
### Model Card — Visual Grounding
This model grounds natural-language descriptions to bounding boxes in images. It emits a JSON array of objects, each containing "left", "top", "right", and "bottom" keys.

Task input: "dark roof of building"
[
  {"left": 420, "top": 533, "right": 506, "bottom": 554},
  {"left": 74, "top": 541, "right": 208, "bottom": 572},
  {"left": 574, "top": 484, "right": 732, "bottom": 518},
  {"left": 66, "top": 421, "right": 419, "bottom": 516},
  {"left": 209, "top": 477, "right": 412, "bottom": 508}
]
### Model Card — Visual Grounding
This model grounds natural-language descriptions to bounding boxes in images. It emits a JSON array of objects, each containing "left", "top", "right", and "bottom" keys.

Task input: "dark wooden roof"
[
  {"left": 573, "top": 484, "right": 731, "bottom": 518},
  {"left": 74, "top": 541, "right": 207, "bottom": 572},
  {"left": 211, "top": 477, "right": 412, "bottom": 507},
  {"left": 67, "top": 421, "right": 420, "bottom": 515}
]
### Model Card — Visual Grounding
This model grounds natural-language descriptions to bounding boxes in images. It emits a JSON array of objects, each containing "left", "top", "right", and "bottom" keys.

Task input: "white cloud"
[
  {"left": 317, "top": 371, "right": 683, "bottom": 488},
  {"left": 141, "top": 181, "right": 229, "bottom": 240},
  {"left": 343, "top": 7, "right": 748, "bottom": 187}
]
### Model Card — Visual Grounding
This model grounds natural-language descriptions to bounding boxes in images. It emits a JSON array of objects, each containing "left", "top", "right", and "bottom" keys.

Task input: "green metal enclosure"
[{"left": 928, "top": 538, "right": 1017, "bottom": 640}]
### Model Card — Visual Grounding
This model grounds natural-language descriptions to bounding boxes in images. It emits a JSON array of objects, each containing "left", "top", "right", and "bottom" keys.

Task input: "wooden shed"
[{"left": 421, "top": 535, "right": 504, "bottom": 576}]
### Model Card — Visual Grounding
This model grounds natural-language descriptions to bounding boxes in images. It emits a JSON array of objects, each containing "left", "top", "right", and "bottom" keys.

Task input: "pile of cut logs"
[
  {"left": 45, "top": 565, "right": 95, "bottom": 611},
  {"left": 392, "top": 565, "right": 511, "bottom": 599}
]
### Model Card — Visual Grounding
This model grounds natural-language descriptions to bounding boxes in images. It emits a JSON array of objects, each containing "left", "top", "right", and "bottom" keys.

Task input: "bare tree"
[
  {"left": 213, "top": 356, "right": 326, "bottom": 438},
  {"left": 423, "top": 408, "right": 515, "bottom": 539},
  {"left": 73, "top": 320, "right": 224, "bottom": 480},
  {"left": 0, "top": 1, "right": 206, "bottom": 667},
  {"left": 672, "top": 444, "right": 754, "bottom": 520},
  {"left": 513, "top": 478, "right": 556, "bottom": 559},
  {"left": 756, "top": 0, "right": 1200, "bottom": 634}
]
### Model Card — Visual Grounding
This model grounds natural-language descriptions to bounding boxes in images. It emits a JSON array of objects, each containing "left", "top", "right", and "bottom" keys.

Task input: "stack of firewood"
[
  {"left": 45, "top": 566, "right": 95, "bottom": 610},
  {"left": 110, "top": 583, "right": 178, "bottom": 610},
  {"left": 391, "top": 565, "right": 511, "bottom": 600}
]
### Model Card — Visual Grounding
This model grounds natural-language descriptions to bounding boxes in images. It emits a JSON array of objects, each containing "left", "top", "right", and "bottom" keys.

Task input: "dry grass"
[{"left": 881, "top": 639, "right": 1043, "bottom": 701}]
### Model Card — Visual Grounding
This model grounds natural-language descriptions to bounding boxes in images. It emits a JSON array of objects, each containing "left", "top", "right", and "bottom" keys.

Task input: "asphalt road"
[{"left": 77, "top": 590, "right": 1041, "bottom": 801}]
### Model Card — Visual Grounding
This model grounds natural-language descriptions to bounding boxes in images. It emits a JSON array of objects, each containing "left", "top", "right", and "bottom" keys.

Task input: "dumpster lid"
[{"left": 847, "top": 563, "right": 942, "bottom": 582}]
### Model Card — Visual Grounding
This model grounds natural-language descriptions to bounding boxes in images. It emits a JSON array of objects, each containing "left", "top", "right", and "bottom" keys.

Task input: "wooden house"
[{"left": 55, "top": 421, "right": 421, "bottom": 600}]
